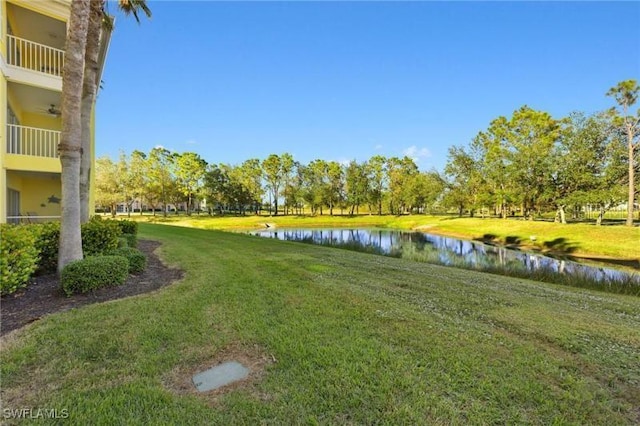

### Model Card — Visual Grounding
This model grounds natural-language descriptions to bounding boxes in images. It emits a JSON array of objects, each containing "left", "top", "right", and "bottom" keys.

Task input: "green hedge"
[
  {"left": 0, "top": 224, "right": 40, "bottom": 295},
  {"left": 116, "top": 220, "right": 138, "bottom": 236},
  {"left": 121, "top": 233, "right": 137, "bottom": 248},
  {"left": 2, "top": 219, "right": 133, "bottom": 295},
  {"left": 31, "top": 219, "right": 125, "bottom": 272},
  {"left": 107, "top": 247, "right": 147, "bottom": 273},
  {"left": 61, "top": 255, "right": 129, "bottom": 296},
  {"left": 33, "top": 222, "right": 60, "bottom": 274},
  {"left": 117, "top": 236, "right": 129, "bottom": 248},
  {"left": 82, "top": 218, "right": 121, "bottom": 256}
]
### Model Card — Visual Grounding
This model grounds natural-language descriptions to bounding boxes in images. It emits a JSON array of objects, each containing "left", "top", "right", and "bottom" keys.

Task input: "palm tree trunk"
[
  {"left": 80, "top": 0, "right": 103, "bottom": 223},
  {"left": 58, "top": 0, "right": 91, "bottom": 273}
]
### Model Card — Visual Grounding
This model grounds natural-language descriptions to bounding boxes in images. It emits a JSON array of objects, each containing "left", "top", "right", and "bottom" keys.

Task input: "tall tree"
[
  {"left": 607, "top": 79, "right": 639, "bottom": 226},
  {"left": 367, "top": 155, "right": 387, "bottom": 215},
  {"left": 239, "top": 159, "right": 264, "bottom": 214},
  {"left": 387, "top": 156, "right": 418, "bottom": 215},
  {"left": 94, "top": 155, "right": 120, "bottom": 216},
  {"left": 302, "top": 160, "right": 328, "bottom": 215},
  {"left": 345, "top": 160, "right": 369, "bottom": 215},
  {"left": 405, "top": 171, "right": 445, "bottom": 214},
  {"left": 280, "top": 153, "right": 295, "bottom": 215},
  {"left": 475, "top": 107, "right": 558, "bottom": 219},
  {"left": 505, "top": 106, "right": 560, "bottom": 219},
  {"left": 129, "top": 150, "right": 148, "bottom": 214},
  {"left": 147, "top": 147, "right": 175, "bottom": 216},
  {"left": 139, "top": 151, "right": 163, "bottom": 215},
  {"left": 58, "top": 0, "right": 91, "bottom": 273},
  {"left": 227, "top": 164, "right": 255, "bottom": 214},
  {"left": 551, "top": 112, "right": 626, "bottom": 224},
  {"left": 326, "top": 161, "right": 344, "bottom": 216},
  {"left": 203, "top": 164, "right": 230, "bottom": 215},
  {"left": 117, "top": 151, "right": 134, "bottom": 215},
  {"left": 444, "top": 144, "right": 485, "bottom": 217},
  {"left": 262, "top": 154, "right": 283, "bottom": 215},
  {"left": 286, "top": 161, "right": 306, "bottom": 215},
  {"left": 175, "top": 152, "right": 207, "bottom": 215}
]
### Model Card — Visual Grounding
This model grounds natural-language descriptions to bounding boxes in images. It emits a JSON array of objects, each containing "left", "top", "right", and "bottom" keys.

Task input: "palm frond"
[{"left": 118, "top": 0, "right": 152, "bottom": 23}]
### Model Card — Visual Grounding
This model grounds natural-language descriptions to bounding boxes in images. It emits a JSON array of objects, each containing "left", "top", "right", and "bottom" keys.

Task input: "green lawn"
[{"left": 2, "top": 224, "right": 639, "bottom": 424}]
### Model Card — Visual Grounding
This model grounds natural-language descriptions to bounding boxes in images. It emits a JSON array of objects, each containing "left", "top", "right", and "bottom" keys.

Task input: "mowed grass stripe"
[{"left": 1, "top": 223, "right": 639, "bottom": 424}]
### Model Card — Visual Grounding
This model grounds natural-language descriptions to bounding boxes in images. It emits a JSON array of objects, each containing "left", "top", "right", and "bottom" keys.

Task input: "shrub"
[
  {"left": 121, "top": 233, "right": 137, "bottom": 248},
  {"left": 117, "top": 220, "right": 138, "bottom": 236},
  {"left": 117, "top": 237, "right": 129, "bottom": 248},
  {"left": 107, "top": 247, "right": 147, "bottom": 273},
  {"left": 61, "top": 255, "right": 129, "bottom": 296},
  {"left": 81, "top": 217, "right": 121, "bottom": 256},
  {"left": 33, "top": 221, "right": 61, "bottom": 274},
  {"left": 0, "top": 224, "right": 40, "bottom": 295}
]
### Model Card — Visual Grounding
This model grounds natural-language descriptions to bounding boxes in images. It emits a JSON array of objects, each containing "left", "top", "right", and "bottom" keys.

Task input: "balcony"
[
  {"left": 6, "top": 34, "right": 65, "bottom": 77},
  {"left": 4, "top": 35, "right": 65, "bottom": 90},
  {"left": 6, "top": 124, "right": 60, "bottom": 158}
]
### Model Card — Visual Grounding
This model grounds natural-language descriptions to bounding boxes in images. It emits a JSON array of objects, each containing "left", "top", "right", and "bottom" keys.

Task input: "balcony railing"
[
  {"left": 6, "top": 34, "right": 65, "bottom": 77},
  {"left": 6, "top": 215, "right": 61, "bottom": 224},
  {"left": 6, "top": 124, "right": 60, "bottom": 158}
]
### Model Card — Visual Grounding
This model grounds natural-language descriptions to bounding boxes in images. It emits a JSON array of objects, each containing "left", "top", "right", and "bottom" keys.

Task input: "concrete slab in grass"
[{"left": 192, "top": 361, "right": 250, "bottom": 392}]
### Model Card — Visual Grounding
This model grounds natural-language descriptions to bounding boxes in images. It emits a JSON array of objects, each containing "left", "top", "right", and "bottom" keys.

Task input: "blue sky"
[{"left": 96, "top": 1, "right": 640, "bottom": 172}]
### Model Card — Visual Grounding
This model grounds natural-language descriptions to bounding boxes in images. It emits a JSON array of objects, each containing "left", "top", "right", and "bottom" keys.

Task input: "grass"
[
  {"left": 2, "top": 223, "right": 639, "bottom": 424},
  {"left": 306, "top": 237, "right": 640, "bottom": 296},
  {"left": 125, "top": 213, "right": 640, "bottom": 263}
]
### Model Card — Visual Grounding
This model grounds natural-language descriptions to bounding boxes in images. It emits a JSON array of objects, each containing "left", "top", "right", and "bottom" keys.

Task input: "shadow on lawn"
[
  {"left": 542, "top": 237, "right": 579, "bottom": 254},
  {"left": 476, "top": 234, "right": 639, "bottom": 271},
  {"left": 477, "top": 234, "right": 580, "bottom": 254}
]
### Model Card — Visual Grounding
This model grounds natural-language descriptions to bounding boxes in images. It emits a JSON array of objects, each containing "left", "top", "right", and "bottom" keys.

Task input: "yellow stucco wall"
[
  {"left": 4, "top": 154, "right": 60, "bottom": 173},
  {"left": 1, "top": 68, "right": 6, "bottom": 222},
  {"left": 7, "top": 0, "right": 70, "bottom": 23},
  {"left": 0, "top": 1, "right": 6, "bottom": 58},
  {"left": 22, "top": 111, "right": 61, "bottom": 130},
  {"left": 6, "top": 95, "right": 62, "bottom": 130},
  {"left": 6, "top": 170, "right": 61, "bottom": 217}
]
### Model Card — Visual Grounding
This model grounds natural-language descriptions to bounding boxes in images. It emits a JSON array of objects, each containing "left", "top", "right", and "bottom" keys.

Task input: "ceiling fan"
[{"left": 37, "top": 104, "right": 61, "bottom": 117}]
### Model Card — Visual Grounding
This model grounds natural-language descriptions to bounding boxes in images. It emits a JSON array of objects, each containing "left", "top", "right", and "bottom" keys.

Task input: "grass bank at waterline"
[
  {"left": 3, "top": 224, "right": 639, "bottom": 424},
  {"left": 137, "top": 213, "right": 640, "bottom": 263}
]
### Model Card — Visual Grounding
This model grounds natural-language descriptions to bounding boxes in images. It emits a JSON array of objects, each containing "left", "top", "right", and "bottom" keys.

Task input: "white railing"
[
  {"left": 6, "top": 34, "right": 65, "bottom": 77},
  {"left": 6, "top": 215, "right": 61, "bottom": 224},
  {"left": 6, "top": 124, "right": 60, "bottom": 158}
]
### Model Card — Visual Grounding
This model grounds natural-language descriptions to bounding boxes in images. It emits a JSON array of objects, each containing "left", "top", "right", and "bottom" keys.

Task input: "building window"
[{"left": 7, "top": 188, "right": 20, "bottom": 224}]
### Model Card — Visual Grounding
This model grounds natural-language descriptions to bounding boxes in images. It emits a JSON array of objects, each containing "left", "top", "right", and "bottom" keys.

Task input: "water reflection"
[{"left": 251, "top": 228, "right": 638, "bottom": 285}]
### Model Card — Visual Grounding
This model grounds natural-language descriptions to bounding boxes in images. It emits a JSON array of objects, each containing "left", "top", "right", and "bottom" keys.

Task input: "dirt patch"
[
  {"left": 164, "top": 342, "right": 275, "bottom": 405},
  {"left": 0, "top": 239, "right": 184, "bottom": 337}
]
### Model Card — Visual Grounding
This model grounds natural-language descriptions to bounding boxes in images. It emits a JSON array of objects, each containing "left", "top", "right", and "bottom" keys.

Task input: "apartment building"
[{"left": 0, "top": 0, "right": 110, "bottom": 223}]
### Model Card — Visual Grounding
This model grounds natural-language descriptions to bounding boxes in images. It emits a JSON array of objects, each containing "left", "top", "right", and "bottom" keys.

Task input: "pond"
[{"left": 249, "top": 228, "right": 639, "bottom": 290}]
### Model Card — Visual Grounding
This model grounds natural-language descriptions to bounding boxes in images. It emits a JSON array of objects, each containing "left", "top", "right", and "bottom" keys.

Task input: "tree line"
[
  {"left": 98, "top": 80, "right": 638, "bottom": 226},
  {"left": 96, "top": 150, "right": 445, "bottom": 217},
  {"left": 446, "top": 80, "right": 638, "bottom": 226}
]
